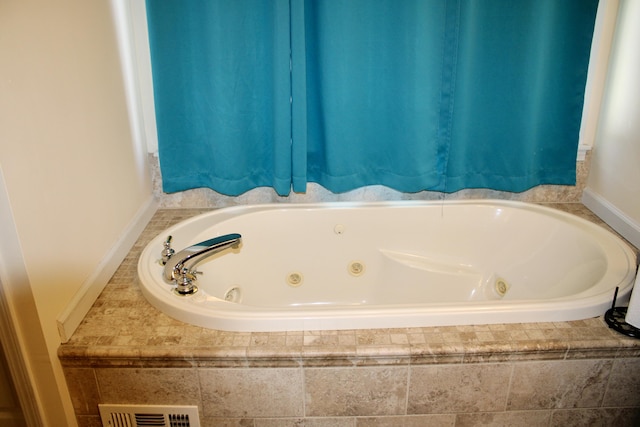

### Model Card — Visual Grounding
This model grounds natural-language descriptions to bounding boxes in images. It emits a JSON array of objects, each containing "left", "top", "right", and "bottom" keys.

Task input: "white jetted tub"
[{"left": 137, "top": 200, "right": 637, "bottom": 332}]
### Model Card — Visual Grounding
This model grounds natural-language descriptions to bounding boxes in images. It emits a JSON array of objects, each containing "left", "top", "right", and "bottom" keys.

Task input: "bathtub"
[{"left": 137, "top": 200, "right": 637, "bottom": 332}]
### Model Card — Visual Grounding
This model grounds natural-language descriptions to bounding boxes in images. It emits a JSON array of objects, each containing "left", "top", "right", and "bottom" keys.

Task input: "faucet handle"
[
  {"left": 161, "top": 235, "right": 175, "bottom": 265},
  {"left": 173, "top": 267, "right": 199, "bottom": 295},
  {"left": 181, "top": 266, "right": 196, "bottom": 281}
]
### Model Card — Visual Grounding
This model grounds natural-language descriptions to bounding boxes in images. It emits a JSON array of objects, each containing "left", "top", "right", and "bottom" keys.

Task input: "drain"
[
  {"left": 348, "top": 261, "right": 365, "bottom": 277},
  {"left": 287, "top": 272, "right": 304, "bottom": 287},
  {"left": 223, "top": 286, "right": 242, "bottom": 303},
  {"left": 495, "top": 278, "right": 510, "bottom": 297}
]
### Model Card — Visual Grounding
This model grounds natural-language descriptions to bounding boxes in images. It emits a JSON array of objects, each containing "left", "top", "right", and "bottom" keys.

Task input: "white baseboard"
[
  {"left": 582, "top": 188, "right": 640, "bottom": 250},
  {"left": 56, "top": 196, "right": 158, "bottom": 343}
]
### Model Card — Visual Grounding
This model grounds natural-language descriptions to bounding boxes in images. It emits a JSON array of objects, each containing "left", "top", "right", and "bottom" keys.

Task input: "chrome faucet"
[
  {"left": 161, "top": 235, "right": 175, "bottom": 265},
  {"left": 162, "top": 233, "right": 242, "bottom": 295}
]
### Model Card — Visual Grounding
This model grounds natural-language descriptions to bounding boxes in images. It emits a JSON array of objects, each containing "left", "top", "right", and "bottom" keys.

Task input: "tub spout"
[{"left": 163, "top": 233, "right": 242, "bottom": 295}]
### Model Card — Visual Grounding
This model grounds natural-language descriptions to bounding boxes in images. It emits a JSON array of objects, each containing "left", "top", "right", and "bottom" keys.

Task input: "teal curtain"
[
  {"left": 146, "top": 0, "right": 292, "bottom": 195},
  {"left": 444, "top": 0, "right": 599, "bottom": 191},
  {"left": 147, "top": 0, "right": 599, "bottom": 196},
  {"left": 291, "top": 0, "right": 450, "bottom": 192}
]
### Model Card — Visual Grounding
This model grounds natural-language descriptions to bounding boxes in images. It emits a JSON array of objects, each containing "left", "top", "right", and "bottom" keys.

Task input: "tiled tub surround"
[
  {"left": 59, "top": 205, "right": 640, "bottom": 427},
  {"left": 149, "top": 153, "right": 593, "bottom": 208}
]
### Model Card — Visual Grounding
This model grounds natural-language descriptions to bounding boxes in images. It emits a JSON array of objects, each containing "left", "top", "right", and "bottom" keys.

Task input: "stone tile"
[
  {"left": 407, "top": 364, "right": 511, "bottom": 414},
  {"left": 95, "top": 368, "right": 200, "bottom": 406},
  {"left": 255, "top": 418, "right": 356, "bottom": 427},
  {"left": 201, "top": 418, "right": 254, "bottom": 427},
  {"left": 304, "top": 367, "right": 408, "bottom": 416},
  {"left": 507, "top": 359, "right": 613, "bottom": 410},
  {"left": 356, "top": 414, "right": 455, "bottom": 426},
  {"left": 75, "top": 415, "right": 103, "bottom": 427},
  {"left": 602, "top": 358, "right": 640, "bottom": 407},
  {"left": 409, "top": 344, "right": 465, "bottom": 365},
  {"left": 455, "top": 410, "right": 550, "bottom": 427},
  {"left": 199, "top": 368, "right": 304, "bottom": 418},
  {"left": 300, "top": 347, "right": 359, "bottom": 367},
  {"left": 353, "top": 346, "right": 411, "bottom": 366},
  {"left": 63, "top": 368, "right": 101, "bottom": 415},
  {"left": 550, "top": 408, "right": 640, "bottom": 427},
  {"left": 356, "top": 330, "right": 392, "bottom": 346},
  {"left": 304, "top": 332, "right": 341, "bottom": 347}
]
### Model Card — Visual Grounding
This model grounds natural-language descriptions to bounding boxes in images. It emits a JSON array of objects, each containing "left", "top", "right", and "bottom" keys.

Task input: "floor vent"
[{"left": 98, "top": 404, "right": 200, "bottom": 427}]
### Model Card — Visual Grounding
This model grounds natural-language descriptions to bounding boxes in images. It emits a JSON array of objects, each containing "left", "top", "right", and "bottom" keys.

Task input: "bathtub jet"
[
  {"left": 162, "top": 233, "right": 242, "bottom": 295},
  {"left": 138, "top": 200, "right": 637, "bottom": 332}
]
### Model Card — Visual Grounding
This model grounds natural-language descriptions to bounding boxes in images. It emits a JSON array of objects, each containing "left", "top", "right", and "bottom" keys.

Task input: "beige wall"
[
  {"left": 584, "top": 0, "right": 640, "bottom": 248},
  {"left": 0, "top": 0, "right": 153, "bottom": 425}
]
